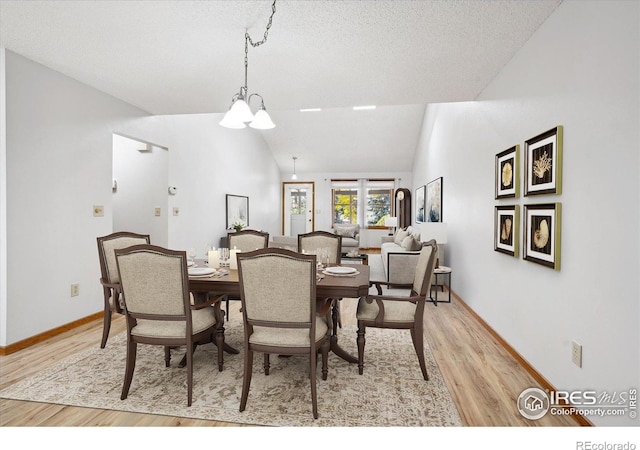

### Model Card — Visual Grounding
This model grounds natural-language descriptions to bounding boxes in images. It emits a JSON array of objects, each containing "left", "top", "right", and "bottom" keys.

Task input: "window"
[
  {"left": 290, "top": 189, "right": 307, "bottom": 215},
  {"left": 331, "top": 179, "right": 394, "bottom": 227},
  {"left": 332, "top": 181, "right": 358, "bottom": 224},
  {"left": 366, "top": 179, "right": 394, "bottom": 228}
]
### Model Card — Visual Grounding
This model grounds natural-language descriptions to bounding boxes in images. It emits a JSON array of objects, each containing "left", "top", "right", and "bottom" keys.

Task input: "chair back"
[
  {"left": 115, "top": 244, "right": 190, "bottom": 318},
  {"left": 237, "top": 248, "right": 317, "bottom": 326},
  {"left": 412, "top": 239, "right": 438, "bottom": 297},
  {"left": 227, "top": 230, "right": 270, "bottom": 252},
  {"left": 298, "top": 231, "right": 342, "bottom": 264},
  {"left": 97, "top": 232, "right": 150, "bottom": 284}
]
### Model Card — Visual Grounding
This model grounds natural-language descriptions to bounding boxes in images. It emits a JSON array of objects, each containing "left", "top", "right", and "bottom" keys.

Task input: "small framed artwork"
[
  {"left": 523, "top": 203, "right": 561, "bottom": 270},
  {"left": 225, "top": 194, "right": 249, "bottom": 229},
  {"left": 426, "top": 177, "right": 443, "bottom": 222},
  {"left": 495, "top": 145, "right": 520, "bottom": 199},
  {"left": 415, "top": 185, "right": 426, "bottom": 223},
  {"left": 524, "top": 126, "right": 563, "bottom": 196},
  {"left": 494, "top": 205, "right": 519, "bottom": 257}
]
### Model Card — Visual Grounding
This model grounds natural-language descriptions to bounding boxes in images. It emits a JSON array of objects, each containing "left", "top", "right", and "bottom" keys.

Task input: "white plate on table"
[
  {"left": 188, "top": 267, "right": 216, "bottom": 277},
  {"left": 325, "top": 266, "right": 357, "bottom": 275}
]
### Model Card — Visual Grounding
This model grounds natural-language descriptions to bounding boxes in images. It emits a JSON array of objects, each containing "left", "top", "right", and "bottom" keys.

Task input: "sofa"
[
  {"left": 270, "top": 224, "right": 360, "bottom": 253},
  {"left": 380, "top": 226, "right": 444, "bottom": 286}
]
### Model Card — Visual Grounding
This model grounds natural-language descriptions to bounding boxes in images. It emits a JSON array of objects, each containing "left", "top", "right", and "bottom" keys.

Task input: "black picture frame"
[
  {"left": 494, "top": 205, "right": 519, "bottom": 257},
  {"left": 426, "top": 177, "right": 443, "bottom": 222},
  {"left": 524, "top": 126, "right": 563, "bottom": 196},
  {"left": 225, "top": 194, "right": 249, "bottom": 230},
  {"left": 523, "top": 203, "right": 561, "bottom": 270},
  {"left": 415, "top": 185, "right": 426, "bottom": 223},
  {"left": 495, "top": 145, "right": 520, "bottom": 199}
]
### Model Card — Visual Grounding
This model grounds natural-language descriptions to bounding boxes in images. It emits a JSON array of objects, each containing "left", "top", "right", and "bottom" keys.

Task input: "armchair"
[
  {"left": 356, "top": 239, "right": 438, "bottom": 380},
  {"left": 237, "top": 248, "right": 330, "bottom": 419},
  {"left": 96, "top": 231, "right": 150, "bottom": 348},
  {"left": 114, "top": 244, "right": 222, "bottom": 406}
]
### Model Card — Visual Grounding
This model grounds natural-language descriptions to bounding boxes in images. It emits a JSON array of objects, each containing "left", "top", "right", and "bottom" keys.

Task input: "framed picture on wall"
[
  {"left": 226, "top": 194, "right": 249, "bottom": 229},
  {"left": 426, "top": 177, "right": 443, "bottom": 222},
  {"left": 524, "top": 126, "right": 563, "bottom": 196},
  {"left": 494, "top": 205, "right": 519, "bottom": 257},
  {"left": 523, "top": 203, "right": 561, "bottom": 270},
  {"left": 495, "top": 145, "right": 520, "bottom": 199},
  {"left": 415, "top": 185, "right": 426, "bottom": 223}
]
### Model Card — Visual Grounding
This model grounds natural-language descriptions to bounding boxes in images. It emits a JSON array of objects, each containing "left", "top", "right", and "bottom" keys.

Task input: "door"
[{"left": 282, "top": 182, "right": 315, "bottom": 236}]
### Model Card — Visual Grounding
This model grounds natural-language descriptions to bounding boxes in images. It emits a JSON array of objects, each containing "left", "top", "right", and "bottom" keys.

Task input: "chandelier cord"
[{"left": 242, "top": 0, "right": 277, "bottom": 97}]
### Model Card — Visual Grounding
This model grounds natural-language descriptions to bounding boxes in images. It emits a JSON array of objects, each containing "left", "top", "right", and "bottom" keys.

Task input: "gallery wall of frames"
[{"left": 494, "top": 126, "right": 563, "bottom": 270}]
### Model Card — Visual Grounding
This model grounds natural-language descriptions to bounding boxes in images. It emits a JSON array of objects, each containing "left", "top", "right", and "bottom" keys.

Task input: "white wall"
[
  {"left": 159, "top": 113, "right": 281, "bottom": 256},
  {"left": 0, "top": 50, "right": 281, "bottom": 346},
  {"left": 112, "top": 134, "right": 169, "bottom": 246},
  {"left": 412, "top": 1, "right": 639, "bottom": 426}
]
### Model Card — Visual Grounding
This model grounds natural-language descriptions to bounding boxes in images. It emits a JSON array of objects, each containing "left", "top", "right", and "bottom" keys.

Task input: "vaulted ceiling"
[{"left": 0, "top": 0, "right": 562, "bottom": 173}]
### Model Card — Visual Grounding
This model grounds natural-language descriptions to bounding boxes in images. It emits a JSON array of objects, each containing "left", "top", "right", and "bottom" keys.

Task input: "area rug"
[{"left": 0, "top": 320, "right": 461, "bottom": 427}]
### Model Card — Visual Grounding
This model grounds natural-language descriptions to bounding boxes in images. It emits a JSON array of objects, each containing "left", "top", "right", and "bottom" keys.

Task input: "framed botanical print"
[
  {"left": 495, "top": 145, "right": 520, "bottom": 199},
  {"left": 494, "top": 205, "right": 519, "bottom": 257},
  {"left": 524, "top": 126, "right": 563, "bottom": 196},
  {"left": 415, "top": 185, "right": 426, "bottom": 223},
  {"left": 225, "top": 194, "right": 249, "bottom": 229},
  {"left": 523, "top": 203, "right": 561, "bottom": 270},
  {"left": 426, "top": 177, "right": 443, "bottom": 222}
]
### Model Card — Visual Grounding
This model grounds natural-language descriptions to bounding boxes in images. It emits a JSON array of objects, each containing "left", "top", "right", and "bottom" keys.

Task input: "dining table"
[{"left": 186, "top": 260, "right": 370, "bottom": 370}]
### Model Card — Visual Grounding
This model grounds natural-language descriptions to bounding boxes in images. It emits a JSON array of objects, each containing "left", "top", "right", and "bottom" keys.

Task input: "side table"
[{"left": 430, "top": 265, "right": 452, "bottom": 306}]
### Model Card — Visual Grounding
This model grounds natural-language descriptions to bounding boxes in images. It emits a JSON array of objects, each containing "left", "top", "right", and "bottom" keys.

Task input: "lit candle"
[
  {"left": 208, "top": 249, "right": 220, "bottom": 269},
  {"left": 229, "top": 246, "right": 241, "bottom": 270}
]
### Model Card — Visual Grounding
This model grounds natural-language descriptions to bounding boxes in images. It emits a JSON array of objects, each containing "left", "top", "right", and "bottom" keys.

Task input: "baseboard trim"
[
  {"left": 0, "top": 312, "right": 103, "bottom": 356},
  {"left": 450, "top": 288, "right": 593, "bottom": 427}
]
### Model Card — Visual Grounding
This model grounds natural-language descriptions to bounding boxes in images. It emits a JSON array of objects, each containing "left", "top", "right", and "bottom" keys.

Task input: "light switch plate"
[
  {"left": 154, "top": 207, "right": 161, "bottom": 216},
  {"left": 93, "top": 205, "right": 104, "bottom": 217}
]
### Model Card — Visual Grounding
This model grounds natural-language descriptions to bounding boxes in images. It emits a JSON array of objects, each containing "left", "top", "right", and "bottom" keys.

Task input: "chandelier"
[{"left": 219, "top": 0, "right": 277, "bottom": 130}]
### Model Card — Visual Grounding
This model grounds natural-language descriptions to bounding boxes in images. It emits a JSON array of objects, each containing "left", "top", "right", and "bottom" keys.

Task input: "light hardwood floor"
[{"left": 0, "top": 284, "right": 579, "bottom": 427}]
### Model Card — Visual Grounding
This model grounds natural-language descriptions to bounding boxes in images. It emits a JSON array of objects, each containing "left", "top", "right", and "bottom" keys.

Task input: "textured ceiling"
[{"left": 0, "top": 0, "right": 563, "bottom": 173}]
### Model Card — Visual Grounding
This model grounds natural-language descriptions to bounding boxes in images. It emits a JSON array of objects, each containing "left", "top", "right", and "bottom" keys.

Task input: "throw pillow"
[
  {"left": 394, "top": 229, "right": 409, "bottom": 245},
  {"left": 401, "top": 235, "right": 420, "bottom": 251},
  {"left": 335, "top": 227, "right": 355, "bottom": 239}
]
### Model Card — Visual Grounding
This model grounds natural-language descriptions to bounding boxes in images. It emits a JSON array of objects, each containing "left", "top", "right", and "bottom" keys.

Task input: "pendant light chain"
[{"left": 242, "top": 0, "right": 277, "bottom": 98}]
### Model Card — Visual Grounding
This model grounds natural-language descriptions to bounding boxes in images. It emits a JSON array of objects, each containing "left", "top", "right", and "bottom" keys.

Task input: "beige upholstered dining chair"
[
  {"left": 356, "top": 239, "right": 438, "bottom": 381},
  {"left": 298, "top": 231, "right": 344, "bottom": 327},
  {"left": 96, "top": 231, "right": 150, "bottom": 348},
  {"left": 224, "top": 230, "right": 270, "bottom": 320},
  {"left": 237, "top": 248, "right": 330, "bottom": 419},
  {"left": 115, "top": 244, "right": 222, "bottom": 406}
]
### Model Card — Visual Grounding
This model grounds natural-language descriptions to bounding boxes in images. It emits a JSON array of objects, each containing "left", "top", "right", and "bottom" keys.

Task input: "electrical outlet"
[
  {"left": 93, "top": 205, "right": 104, "bottom": 217},
  {"left": 571, "top": 341, "right": 582, "bottom": 367},
  {"left": 173, "top": 207, "right": 179, "bottom": 216},
  {"left": 71, "top": 283, "right": 80, "bottom": 297},
  {"left": 155, "top": 207, "right": 161, "bottom": 216}
]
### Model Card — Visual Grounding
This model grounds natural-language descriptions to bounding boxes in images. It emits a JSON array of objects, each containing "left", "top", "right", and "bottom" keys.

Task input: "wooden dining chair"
[
  {"left": 298, "top": 231, "right": 344, "bottom": 328},
  {"left": 115, "top": 244, "right": 222, "bottom": 406},
  {"left": 237, "top": 248, "right": 330, "bottom": 419},
  {"left": 223, "top": 230, "right": 269, "bottom": 320},
  {"left": 96, "top": 231, "right": 150, "bottom": 348},
  {"left": 356, "top": 239, "right": 438, "bottom": 381}
]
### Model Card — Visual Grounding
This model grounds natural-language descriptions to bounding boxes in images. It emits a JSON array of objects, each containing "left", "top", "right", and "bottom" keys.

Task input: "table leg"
[{"left": 329, "top": 298, "right": 357, "bottom": 363}]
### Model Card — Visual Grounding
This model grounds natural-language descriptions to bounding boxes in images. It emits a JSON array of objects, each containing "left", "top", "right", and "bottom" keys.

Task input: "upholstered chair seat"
[
  {"left": 131, "top": 307, "right": 217, "bottom": 339},
  {"left": 249, "top": 319, "right": 329, "bottom": 348}
]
